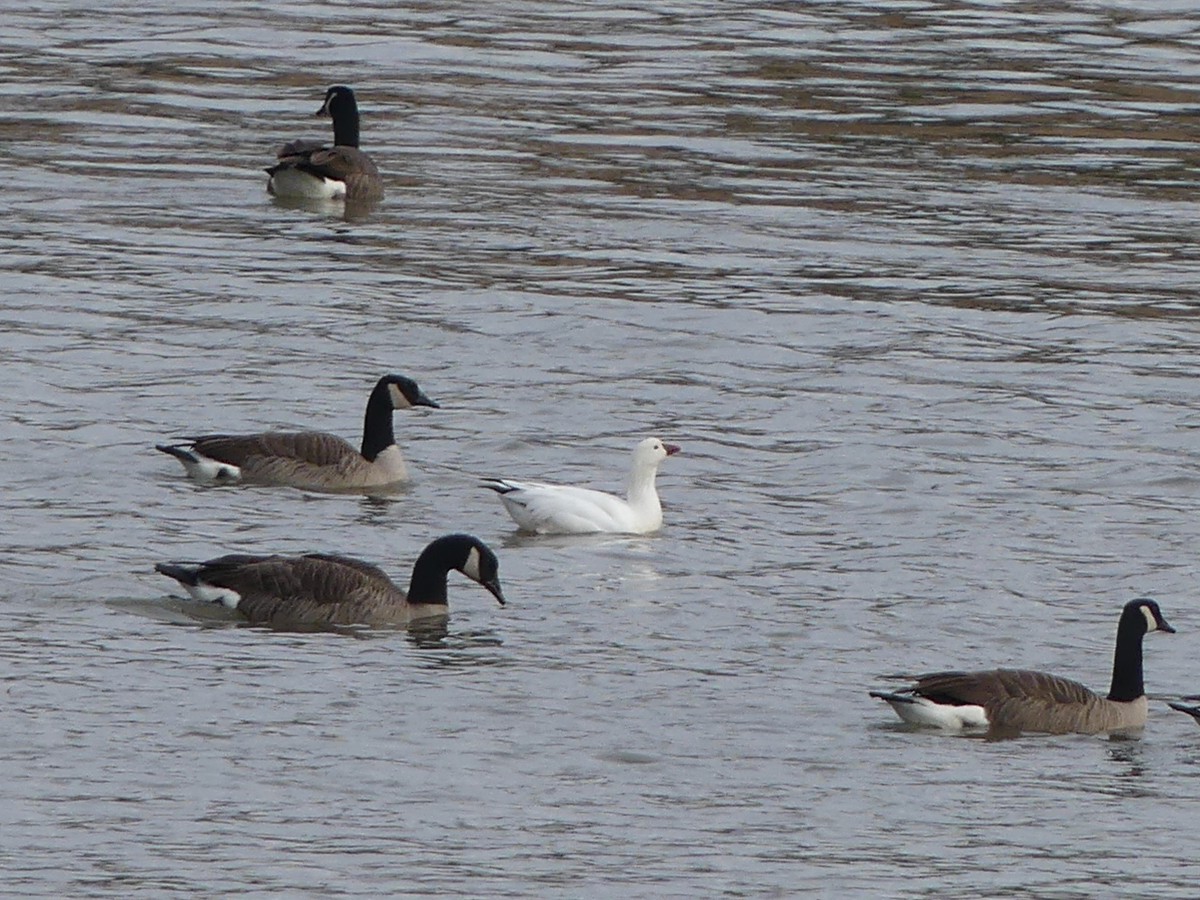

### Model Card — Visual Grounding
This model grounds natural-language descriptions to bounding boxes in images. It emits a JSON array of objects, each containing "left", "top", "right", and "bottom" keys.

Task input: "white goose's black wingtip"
[
  {"left": 480, "top": 479, "right": 515, "bottom": 495},
  {"left": 1168, "top": 701, "right": 1200, "bottom": 722},
  {"left": 869, "top": 690, "right": 917, "bottom": 704}
]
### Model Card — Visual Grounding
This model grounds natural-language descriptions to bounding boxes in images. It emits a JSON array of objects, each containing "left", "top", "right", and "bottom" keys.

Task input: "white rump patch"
[
  {"left": 183, "top": 582, "right": 242, "bottom": 610},
  {"left": 882, "top": 695, "right": 989, "bottom": 729},
  {"left": 180, "top": 454, "right": 241, "bottom": 484},
  {"left": 462, "top": 546, "right": 482, "bottom": 583},
  {"left": 269, "top": 168, "right": 346, "bottom": 200}
]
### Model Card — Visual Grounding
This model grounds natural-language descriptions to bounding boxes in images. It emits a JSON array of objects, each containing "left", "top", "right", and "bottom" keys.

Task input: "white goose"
[{"left": 481, "top": 437, "right": 680, "bottom": 535}]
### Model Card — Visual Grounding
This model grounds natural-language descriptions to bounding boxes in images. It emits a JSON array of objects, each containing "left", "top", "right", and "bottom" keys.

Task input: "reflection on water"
[
  {"left": 6, "top": 0, "right": 1200, "bottom": 896},
  {"left": 269, "top": 193, "right": 381, "bottom": 222}
]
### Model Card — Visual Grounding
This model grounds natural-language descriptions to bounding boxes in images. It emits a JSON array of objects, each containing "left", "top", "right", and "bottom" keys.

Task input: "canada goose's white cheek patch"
[
  {"left": 1141, "top": 605, "right": 1159, "bottom": 632},
  {"left": 388, "top": 382, "right": 409, "bottom": 409},
  {"left": 462, "top": 547, "right": 482, "bottom": 583}
]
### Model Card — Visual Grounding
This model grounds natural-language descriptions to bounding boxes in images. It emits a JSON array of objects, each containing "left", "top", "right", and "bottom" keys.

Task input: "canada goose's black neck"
[
  {"left": 406, "top": 539, "right": 461, "bottom": 605},
  {"left": 1107, "top": 609, "right": 1147, "bottom": 702},
  {"left": 331, "top": 99, "right": 361, "bottom": 148},
  {"left": 360, "top": 381, "right": 396, "bottom": 462}
]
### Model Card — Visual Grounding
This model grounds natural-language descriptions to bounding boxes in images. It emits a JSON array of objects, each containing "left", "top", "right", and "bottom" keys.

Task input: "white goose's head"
[{"left": 632, "top": 437, "right": 681, "bottom": 469}]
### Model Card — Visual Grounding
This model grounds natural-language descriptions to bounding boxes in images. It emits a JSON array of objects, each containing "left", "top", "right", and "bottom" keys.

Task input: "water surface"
[{"left": 4, "top": 1, "right": 1200, "bottom": 896}]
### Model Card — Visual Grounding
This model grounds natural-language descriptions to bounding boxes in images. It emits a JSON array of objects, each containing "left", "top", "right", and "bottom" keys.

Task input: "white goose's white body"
[{"left": 482, "top": 437, "right": 680, "bottom": 535}]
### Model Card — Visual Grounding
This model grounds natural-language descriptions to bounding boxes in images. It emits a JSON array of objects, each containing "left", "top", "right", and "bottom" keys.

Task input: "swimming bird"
[
  {"left": 869, "top": 598, "right": 1174, "bottom": 736},
  {"left": 266, "top": 85, "right": 384, "bottom": 202},
  {"left": 155, "top": 534, "right": 505, "bottom": 629},
  {"left": 481, "top": 437, "right": 680, "bottom": 534},
  {"left": 156, "top": 373, "right": 437, "bottom": 492}
]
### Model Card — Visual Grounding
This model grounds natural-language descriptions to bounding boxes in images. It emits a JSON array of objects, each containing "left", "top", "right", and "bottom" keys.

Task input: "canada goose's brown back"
[
  {"left": 305, "top": 147, "right": 382, "bottom": 200},
  {"left": 271, "top": 145, "right": 383, "bottom": 201},
  {"left": 191, "top": 432, "right": 402, "bottom": 489},
  {"left": 203, "top": 553, "right": 410, "bottom": 627},
  {"left": 914, "top": 669, "right": 1147, "bottom": 735}
]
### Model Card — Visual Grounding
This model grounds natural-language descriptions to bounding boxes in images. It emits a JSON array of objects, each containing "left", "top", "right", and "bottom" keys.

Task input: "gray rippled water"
[{"left": 4, "top": 1, "right": 1200, "bottom": 896}]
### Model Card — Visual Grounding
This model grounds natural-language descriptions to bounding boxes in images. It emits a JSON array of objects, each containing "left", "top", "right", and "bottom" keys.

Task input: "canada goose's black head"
[
  {"left": 317, "top": 85, "right": 362, "bottom": 148},
  {"left": 1125, "top": 598, "right": 1174, "bottom": 635},
  {"left": 379, "top": 373, "right": 439, "bottom": 411},
  {"left": 318, "top": 85, "right": 358, "bottom": 119},
  {"left": 446, "top": 534, "right": 505, "bottom": 606}
]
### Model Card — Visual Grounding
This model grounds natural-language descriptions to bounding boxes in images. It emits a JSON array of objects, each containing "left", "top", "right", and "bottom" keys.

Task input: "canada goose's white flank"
[
  {"left": 870, "top": 599, "right": 1174, "bottom": 736},
  {"left": 156, "top": 374, "right": 437, "bottom": 492},
  {"left": 156, "top": 534, "right": 504, "bottom": 629},
  {"left": 266, "top": 85, "right": 384, "bottom": 202},
  {"left": 481, "top": 437, "right": 680, "bottom": 535}
]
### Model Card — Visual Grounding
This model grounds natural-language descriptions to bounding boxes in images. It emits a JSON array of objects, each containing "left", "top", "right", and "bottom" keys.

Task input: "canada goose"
[
  {"left": 155, "top": 534, "right": 505, "bottom": 629},
  {"left": 266, "top": 85, "right": 384, "bottom": 202},
  {"left": 481, "top": 437, "right": 681, "bottom": 534},
  {"left": 1167, "top": 700, "right": 1200, "bottom": 724},
  {"left": 869, "top": 598, "right": 1175, "bottom": 736},
  {"left": 156, "top": 373, "right": 437, "bottom": 492}
]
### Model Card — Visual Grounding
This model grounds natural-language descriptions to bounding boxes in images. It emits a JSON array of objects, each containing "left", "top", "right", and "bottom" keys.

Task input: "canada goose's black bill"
[
  {"left": 1150, "top": 608, "right": 1175, "bottom": 633},
  {"left": 482, "top": 577, "right": 506, "bottom": 606},
  {"left": 317, "top": 89, "right": 339, "bottom": 117},
  {"left": 457, "top": 540, "right": 505, "bottom": 605}
]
